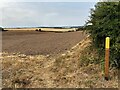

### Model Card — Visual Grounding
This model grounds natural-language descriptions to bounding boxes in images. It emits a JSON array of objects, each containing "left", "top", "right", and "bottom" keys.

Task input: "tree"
[
  {"left": 0, "top": 27, "right": 4, "bottom": 31},
  {"left": 86, "top": 2, "right": 120, "bottom": 68}
]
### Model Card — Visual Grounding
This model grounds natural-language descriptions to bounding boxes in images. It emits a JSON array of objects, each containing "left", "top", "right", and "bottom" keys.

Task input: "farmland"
[
  {"left": 2, "top": 33, "right": 118, "bottom": 88},
  {"left": 4, "top": 27, "right": 77, "bottom": 32},
  {"left": 2, "top": 30, "right": 86, "bottom": 56},
  {"left": 1, "top": 1, "right": 119, "bottom": 88},
  {"left": 1, "top": 29, "right": 118, "bottom": 88}
]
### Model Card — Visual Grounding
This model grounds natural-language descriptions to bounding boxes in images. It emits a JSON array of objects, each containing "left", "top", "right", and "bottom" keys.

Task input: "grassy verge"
[{"left": 2, "top": 36, "right": 118, "bottom": 88}]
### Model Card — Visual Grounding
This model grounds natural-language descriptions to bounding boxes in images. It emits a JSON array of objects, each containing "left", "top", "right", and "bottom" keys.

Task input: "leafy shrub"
[
  {"left": 0, "top": 27, "right": 4, "bottom": 31},
  {"left": 85, "top": 2, "right": 120, "bottom": 68}
]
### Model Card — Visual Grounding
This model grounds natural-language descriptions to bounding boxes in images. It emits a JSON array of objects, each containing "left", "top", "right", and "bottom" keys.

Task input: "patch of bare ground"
[
  {"left": 2, "top": 31, "right": 86, "bottom": 56},
  {"left": 2, "top": 36, "right": 118, "bottom": 88}
]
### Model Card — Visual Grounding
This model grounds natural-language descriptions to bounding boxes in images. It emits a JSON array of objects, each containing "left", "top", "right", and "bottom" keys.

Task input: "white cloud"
[
  {"left": 0, "top": 0, "right": 19, "bottom": 26},
  {"left": 0, "top": 0, "right": 15, "bottom": 8},
  {"left": 1, "top": 2, "right": 96, "bottom": 27},
  {"left": 45, "top": 12, "right": 59, "bottom": 17},
  {"left": 2, "top": 7, "right": 40, "bottom": 27},
  {"left": 0, "top": 0, "right": 99, "bottom": 3}
]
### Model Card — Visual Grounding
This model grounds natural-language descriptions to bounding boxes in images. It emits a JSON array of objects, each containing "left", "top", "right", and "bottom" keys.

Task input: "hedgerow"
[{"left": 86, "top": 2, "right": 120, "bottom": 68}]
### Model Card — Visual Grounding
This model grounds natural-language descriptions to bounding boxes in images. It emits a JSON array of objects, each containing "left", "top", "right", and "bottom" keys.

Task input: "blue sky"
[{"left": 1, "top": 2, "right": 97, "bottom": 28}]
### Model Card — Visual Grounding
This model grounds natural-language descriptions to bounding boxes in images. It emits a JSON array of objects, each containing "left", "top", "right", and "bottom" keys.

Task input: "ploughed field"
[{"left": 2, "top": 30, "right": 86, "bottom": 56}]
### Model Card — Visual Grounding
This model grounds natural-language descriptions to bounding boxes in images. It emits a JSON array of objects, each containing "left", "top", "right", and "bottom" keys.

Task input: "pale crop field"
[
  {"left": 4, "top": 28, "right": 39, "bottom": 31},
  {"left": 4, "top": 28, "right": 77, "bottom": 32}
]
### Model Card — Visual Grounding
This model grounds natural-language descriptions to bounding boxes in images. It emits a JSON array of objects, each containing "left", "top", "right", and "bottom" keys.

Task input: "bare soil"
[
  {"left": 2, "top": 31, "right": 86, "bottom": 56},
  {"left": 2, "top": 36, "right": 118, "bottom": 88},
  {"left": 2, "top": 31, "right": 118, "bottom": 88}
]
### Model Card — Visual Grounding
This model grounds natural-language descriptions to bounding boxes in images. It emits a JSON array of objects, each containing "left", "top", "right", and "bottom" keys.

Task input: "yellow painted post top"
[{"left": 106, "top": 37, "right": 110, "bottom": 49}]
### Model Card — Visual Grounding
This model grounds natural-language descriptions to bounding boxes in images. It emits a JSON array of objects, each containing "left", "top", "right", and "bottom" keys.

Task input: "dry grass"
[{"left": 2, "top": 36, "right": 118, "bottom": 88}]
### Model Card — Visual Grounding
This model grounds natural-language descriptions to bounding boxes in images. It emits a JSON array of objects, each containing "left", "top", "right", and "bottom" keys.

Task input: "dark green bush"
[
  {"left": 86, "top": 2, "right": 120, "bottom": 68},
  {"left": 0, "top": 27, "right": 4, "bottom": 31}
]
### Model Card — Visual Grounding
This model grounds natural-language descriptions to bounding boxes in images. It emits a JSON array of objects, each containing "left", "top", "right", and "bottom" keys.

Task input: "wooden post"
[{"left": 105, "top": 37, "right": 110, "bottom": 80}]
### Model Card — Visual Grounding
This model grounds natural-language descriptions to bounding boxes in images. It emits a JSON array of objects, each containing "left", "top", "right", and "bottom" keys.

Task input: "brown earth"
[
  {"left": 2, "top": 36, "right": 118, "bottom": 88},
  {"left": 2, "top": 31, "right": 86, "bottom": 56},
  {"left": 2, "top": 30, "right": 118, "bottom": 88}
]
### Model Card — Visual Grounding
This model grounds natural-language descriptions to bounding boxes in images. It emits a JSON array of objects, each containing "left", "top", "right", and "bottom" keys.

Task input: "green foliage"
[
  {"left": 0, "top": 27, "right": 4, "bottom": 31},
  {"left": 86, "top": 2, "right": 120, "bottom": 68}
]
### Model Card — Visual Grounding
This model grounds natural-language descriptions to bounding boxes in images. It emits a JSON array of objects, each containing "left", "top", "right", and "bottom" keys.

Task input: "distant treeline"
[
  {"left": 0, "top": 27, "right": 8, "bottom": 31},
  {"left": 4, "top": 26, "right": 84, "bottom": 29},
  {"left": 0, "top": 27, "right": 4, "bottom": 31}
]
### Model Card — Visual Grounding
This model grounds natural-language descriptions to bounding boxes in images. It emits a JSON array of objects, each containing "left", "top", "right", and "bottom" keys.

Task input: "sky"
[{"left": 0, "top": 0, "right": 98, "bottom": 28}]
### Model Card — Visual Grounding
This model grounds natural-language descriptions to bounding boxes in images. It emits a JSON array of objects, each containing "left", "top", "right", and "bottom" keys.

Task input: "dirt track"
[{"left": 2, "top": 31, "right": 87, "bottom": 56}]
